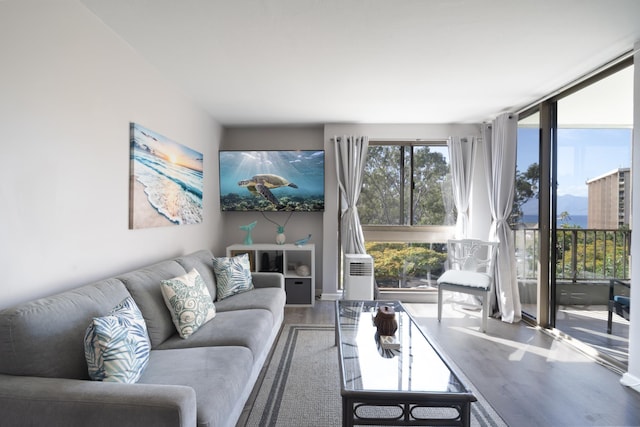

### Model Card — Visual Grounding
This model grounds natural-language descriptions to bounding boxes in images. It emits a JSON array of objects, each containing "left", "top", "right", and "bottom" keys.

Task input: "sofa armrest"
[
  {"left": 0, "top": 374, "right": 197, "bottom": 427},
  {"left": 251, "top": 272, "right": 285, "bottom": 289}
]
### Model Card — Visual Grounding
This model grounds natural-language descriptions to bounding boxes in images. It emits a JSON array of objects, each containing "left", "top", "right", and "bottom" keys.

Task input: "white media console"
[{"left": 226, "top": 243, "right": 315, "bottom": 306}]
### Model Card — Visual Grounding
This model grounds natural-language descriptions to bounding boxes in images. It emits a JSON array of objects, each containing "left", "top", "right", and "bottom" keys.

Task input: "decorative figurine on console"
[
  {"left": 261, "top": 212, "right": 293, "bottom": 245},
  {"left": 294, "top": 234, "right": 312, "bottom": 246},
  {"left": 295, "top": 264, "right": 310, "bottom": 276},
  {"left": 239, "top": 220, "right": 257, "bottom": 245}
]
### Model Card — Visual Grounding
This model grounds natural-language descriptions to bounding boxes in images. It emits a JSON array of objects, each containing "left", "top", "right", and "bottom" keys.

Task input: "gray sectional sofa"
[{"left": 0, "top": 249, "right": 286, "bottom": 427}]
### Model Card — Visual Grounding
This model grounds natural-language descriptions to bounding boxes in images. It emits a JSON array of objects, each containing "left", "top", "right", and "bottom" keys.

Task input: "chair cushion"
[
  {"left": 437, "top": 270, "right": 492, "bottom": 290},
  {"left": 614, "top": 295, "right": 630, "bottom": 307}
]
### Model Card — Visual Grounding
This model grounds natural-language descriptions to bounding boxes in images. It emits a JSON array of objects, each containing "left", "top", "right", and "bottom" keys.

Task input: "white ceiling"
[{"left": 80, "top": 0, "right": 640, "bottom": 126}]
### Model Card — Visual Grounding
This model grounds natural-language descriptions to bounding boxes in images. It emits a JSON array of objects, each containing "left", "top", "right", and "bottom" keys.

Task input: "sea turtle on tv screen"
[{"left": 238, "top": 173, "right": 298, "bottom": 205}]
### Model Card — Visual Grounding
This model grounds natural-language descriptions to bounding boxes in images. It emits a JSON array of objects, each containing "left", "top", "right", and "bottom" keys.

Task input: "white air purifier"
[{"left": 343, "top": 254, "right": 374, "bottom": 300}]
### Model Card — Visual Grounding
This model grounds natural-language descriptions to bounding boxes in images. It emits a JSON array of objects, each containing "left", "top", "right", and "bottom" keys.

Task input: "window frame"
[{"left": 360, "top": 139, "right": 455, "bottom": 243}]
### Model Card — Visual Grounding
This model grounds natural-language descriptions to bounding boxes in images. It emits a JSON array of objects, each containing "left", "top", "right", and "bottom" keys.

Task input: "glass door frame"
[{"left": 522, "top": 56, "right": 634, "bottom": 328}]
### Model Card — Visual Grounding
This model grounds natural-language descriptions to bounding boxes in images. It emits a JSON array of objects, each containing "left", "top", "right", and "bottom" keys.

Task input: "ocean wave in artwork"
[{"left": 133, "top": 150, "right": 203, "bottom": 225}]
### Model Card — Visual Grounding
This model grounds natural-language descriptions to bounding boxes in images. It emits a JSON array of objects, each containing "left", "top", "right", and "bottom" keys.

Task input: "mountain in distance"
[
  {"left": 557, "top": 194, "right": 589, "bottom": 215},
  {"left": 521, "top": 194, "right": 588, "bottom": 216}
]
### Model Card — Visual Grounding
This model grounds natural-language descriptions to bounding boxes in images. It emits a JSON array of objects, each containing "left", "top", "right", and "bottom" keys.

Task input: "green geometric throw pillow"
[
  {"left": 160, "top": 268, "right": 216, "bottom": 339},
  {"left": 212, "top": 253, "right": 254, "bottom": 301},
  {"left": 84, "top": 296, "right": 151, "bottom": 383}
]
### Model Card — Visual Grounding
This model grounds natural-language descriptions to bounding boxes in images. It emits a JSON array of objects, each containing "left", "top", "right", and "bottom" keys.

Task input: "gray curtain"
[
  {"left": 448, "top": 136, "right": 476, "bottom": 238},
  {"left": 335, "top": 135, "right": 369, "bottom": 254},
  {"left": 482, "top": 114, "right": 522, "bottom": 323}
]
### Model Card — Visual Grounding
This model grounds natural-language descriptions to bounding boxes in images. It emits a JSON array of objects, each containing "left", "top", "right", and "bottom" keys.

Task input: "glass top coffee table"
[{"left": 335, "top": 300, "right": 476, "bottom": 427}]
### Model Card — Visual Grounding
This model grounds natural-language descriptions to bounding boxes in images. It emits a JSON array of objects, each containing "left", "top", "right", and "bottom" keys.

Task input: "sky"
[
  {"left": 517, "top": 127, "right": 632, "bottom": 197},
  {"left": 132, "top": 123, "right": 204, "bottom": 171}
]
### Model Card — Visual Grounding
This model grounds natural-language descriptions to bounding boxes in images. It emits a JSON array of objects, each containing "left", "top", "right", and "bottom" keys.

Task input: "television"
[{"left": 219, "top": 150, "right": 324, "bottom": 212}]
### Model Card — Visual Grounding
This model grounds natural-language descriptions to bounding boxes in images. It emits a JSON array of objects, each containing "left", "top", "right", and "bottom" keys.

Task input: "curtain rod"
[{"left": 514, "top": 48, "right": 635, "bottom": 116}]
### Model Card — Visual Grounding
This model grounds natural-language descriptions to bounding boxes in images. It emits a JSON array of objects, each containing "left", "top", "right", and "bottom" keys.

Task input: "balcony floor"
[
  {"left": 523, "top": 303, "right": 629, "bottom": 368},
  {"left": 556, "top": 304, "right": 629, "bottom": 367}
]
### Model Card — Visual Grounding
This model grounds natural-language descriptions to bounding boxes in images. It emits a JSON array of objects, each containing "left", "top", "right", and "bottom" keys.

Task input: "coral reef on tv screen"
[{"left": 219, "top": 150, "right": 324, "bottom": 212}]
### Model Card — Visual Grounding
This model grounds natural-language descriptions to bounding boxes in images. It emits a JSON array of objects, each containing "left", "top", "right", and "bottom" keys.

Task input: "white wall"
[
  {"left": 622, "top": 41, "right": 640, "bottom": 392},
  {"left": 0, "top": 3, "right": 487, "bottom": 307},
  {"left": 0, "top": 0, "right": 222, "bottom": 309},
  {"left": 323, "top": 123, "right": 483, "bottom": 297},
  {"left": 219, "top": 127, "right": 325, "bottom": 291}
]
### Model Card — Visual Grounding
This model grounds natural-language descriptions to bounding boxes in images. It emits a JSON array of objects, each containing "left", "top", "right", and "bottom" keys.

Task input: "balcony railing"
[
  {"left": 514, "top": 228, "right": 631, "bottom": 284},
  {"left": 515, "top": 227, "right": 632, "bottom": 368},
  {"left": 368, "top": 229, "right": 631, "bottom": 296}
]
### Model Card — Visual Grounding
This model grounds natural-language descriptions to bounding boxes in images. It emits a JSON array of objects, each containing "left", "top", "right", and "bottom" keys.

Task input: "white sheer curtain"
[
  {"left": 448, "top": 136, "right": 476, "bottom": 238},
  {"left": 335, "top": 135, "right": 369, "bottom": 254},
  {"left": 482, "top": 114, "right": 522, "bottom": 323}
]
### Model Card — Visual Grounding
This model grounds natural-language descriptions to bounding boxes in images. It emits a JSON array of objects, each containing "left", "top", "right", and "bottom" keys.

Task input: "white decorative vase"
[{"left": 276, "top": 226, "right": 286, "bottom": 245}]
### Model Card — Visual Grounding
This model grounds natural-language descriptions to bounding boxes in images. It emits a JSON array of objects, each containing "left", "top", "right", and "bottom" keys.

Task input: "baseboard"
[
  {"left": 379, "top": 290, "right": 438, "bottom": 303},
  {"left": 320, "top": 290, "right": 437, "bottom": 303},
  {"left": 621, "top": 372, "right": 640, "bottom": 393},
  {"left": 320, "top": 292, "right": 342, "bottom": 301}
]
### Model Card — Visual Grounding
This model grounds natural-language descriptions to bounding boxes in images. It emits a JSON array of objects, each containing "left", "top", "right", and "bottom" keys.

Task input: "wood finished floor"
[{"left": 285, "top": 300, "right": 640, "bottom": 427}]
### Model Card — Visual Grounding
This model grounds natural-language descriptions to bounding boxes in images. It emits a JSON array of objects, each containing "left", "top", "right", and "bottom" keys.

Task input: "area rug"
[{"left": 242, "top": 324, "right": 508, "bottom": 427}]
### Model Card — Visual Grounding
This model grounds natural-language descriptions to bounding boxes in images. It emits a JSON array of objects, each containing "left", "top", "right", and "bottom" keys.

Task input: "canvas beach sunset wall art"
[{"left": 129, "top": 123, "right": 203, "bottom": 229}]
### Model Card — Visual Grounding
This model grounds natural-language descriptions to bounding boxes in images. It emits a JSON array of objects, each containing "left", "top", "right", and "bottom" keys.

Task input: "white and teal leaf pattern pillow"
[
  {"left": 84, "top": 296, "right": 151, "bottom": 383},
  {"left": 212, "top": 253, "right": 254, "bottom": 300},
  {"left": 160, "top": 268, "right": 216, "bottom": 339}
]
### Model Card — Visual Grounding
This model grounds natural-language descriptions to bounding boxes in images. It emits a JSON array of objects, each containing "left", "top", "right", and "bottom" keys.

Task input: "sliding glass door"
[
  {"left": 553, "top": 65, "right": 633, "bottom": 366},
  {"left": 515, "top": 113, "right": 541, "bottom": 319},
  {"left": 514, "top": 60, "right": 633, "bottom": 368}
]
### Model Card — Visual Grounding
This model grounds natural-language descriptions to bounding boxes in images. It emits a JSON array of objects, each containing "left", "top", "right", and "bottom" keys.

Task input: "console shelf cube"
[{"left": 226, "top": 243, "right": 315, "bottom": 306}]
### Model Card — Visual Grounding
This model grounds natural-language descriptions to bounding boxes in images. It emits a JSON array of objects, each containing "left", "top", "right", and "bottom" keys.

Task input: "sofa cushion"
[
  {"left": 212, "top": 254, "right": 254, "bottom": 300},
  {"left": 118, "top": 260, "right": 187, "bottom": 348},
  {"left": 160, "top": 268, "right": 216, "bottom": 339},
  {"left": 174, "top": 249, "right": 218, "bottom": 301},
  {"left": 215, "top": 287, "right": 286, "bottom": 320},
  {"left": 84, "top": 296, "right": 150, "bottom": 383},
  {"left": 154, "top": 309, "right": 274, "bottom": 357},
  {"left": 0, "top": 279, "right": 131, "bottom": 379},
  {"left": 139, "top": 346, "right": 253, "bottom": 427}
]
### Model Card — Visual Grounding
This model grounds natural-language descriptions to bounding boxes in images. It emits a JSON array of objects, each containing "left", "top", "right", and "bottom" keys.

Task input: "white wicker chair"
[{"left": 437, "top": 239, "right": 499, "bottom": 333}]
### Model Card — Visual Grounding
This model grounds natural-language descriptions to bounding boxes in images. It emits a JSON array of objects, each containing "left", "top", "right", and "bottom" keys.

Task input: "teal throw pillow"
[
  {"left": 160, "top": 268, "right": 216, "bottom": 339},
  {"left": 212, "top": 253, "right": 254, "bottom": 300},
  {"left": 84, "top": 296, "right": 151, "bottom": 383}
]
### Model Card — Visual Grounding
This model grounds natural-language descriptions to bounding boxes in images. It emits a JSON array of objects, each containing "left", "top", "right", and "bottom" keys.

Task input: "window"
[
  {"left": 359, "top": 142, "right": 455, "bottom": 226},
  {"left": 357, "top": 141, "right": 455, "bottom": 291}
]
